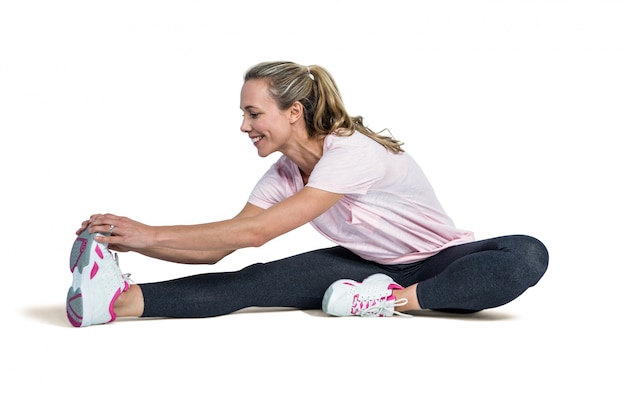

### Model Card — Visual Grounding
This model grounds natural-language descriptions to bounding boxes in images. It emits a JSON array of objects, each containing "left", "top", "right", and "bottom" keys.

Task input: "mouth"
[{"left": 250, "top": 135, "right": 264, "bottom": 146}]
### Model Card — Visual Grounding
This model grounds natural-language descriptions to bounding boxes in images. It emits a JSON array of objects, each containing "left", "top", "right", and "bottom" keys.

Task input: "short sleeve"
[
  {"left": 306, "top": 134, "right": 386, "bottom": 195},
  {"left": 247, "top": 156, "right": 301, "bottom": 209}
]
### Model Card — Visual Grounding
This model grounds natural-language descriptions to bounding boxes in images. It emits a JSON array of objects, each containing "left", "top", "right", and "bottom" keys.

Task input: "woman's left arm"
[{"left": 89, "top": 186, "right": 344, "bottom": 252}]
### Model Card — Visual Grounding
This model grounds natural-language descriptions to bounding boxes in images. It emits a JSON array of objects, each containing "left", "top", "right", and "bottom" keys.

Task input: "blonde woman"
[{"left": 67, "top": 61, "right": 548, "bottom": 327}]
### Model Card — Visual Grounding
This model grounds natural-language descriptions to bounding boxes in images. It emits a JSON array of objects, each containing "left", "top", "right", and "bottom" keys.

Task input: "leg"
[
  {"left": 403, "top": 235, "right": 549, "bottom": 312},
  {"left": 137, "top": 246, "right": 388, "bottom": 318},
  {"left": 393, "top": 285, "right": 422, "bottom": 312},
  {"left": 113, "top": 284, "right": 144, "bottom": 317}
]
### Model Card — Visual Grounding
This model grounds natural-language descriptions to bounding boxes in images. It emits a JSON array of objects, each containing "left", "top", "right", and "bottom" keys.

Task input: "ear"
[{"left": 289, "top": 101, "right": 304, "bottom": 124}]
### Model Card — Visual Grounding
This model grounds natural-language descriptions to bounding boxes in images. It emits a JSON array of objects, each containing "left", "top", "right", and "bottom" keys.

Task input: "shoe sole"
[{"left": 67, "top": 230, "right": 122, "bottom": 327}]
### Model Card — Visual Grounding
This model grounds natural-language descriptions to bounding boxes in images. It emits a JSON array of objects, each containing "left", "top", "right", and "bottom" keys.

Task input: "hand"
[
  {"left": 75, "top": 219, "right": 91, "bottom": 236},
  {"left": 80, "top": 213, "right": 154, "bottom": 251}
]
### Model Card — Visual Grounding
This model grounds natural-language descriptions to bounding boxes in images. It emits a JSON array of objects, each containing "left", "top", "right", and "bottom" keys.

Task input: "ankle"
[
  {"left": 393, "top": 285, "right": 421, "bottom": 311},
  {"left": 114, "top": 284, "right": 144, "bottom": 317}
]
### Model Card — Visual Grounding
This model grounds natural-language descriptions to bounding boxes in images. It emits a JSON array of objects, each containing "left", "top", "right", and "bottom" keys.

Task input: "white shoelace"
[
  {"left": 357, "top": 297, "right": 412, "bottom": 317},
  {"left": 114, "top": 252, "right": 134, "bottom": 284}
]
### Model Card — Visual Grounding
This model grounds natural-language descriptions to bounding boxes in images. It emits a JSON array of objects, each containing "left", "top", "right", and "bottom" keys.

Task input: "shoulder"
[
  {"left": 308, "top": 132, "right": 390, "bottom": 194},
  {"left": 320, "top": 131, "right": 388, "bottom": 164},
  {"left": 320, "top": 131, "right": 400, "bottom": 169},
  {"left": 323, "top": 131, "right": 382, "bottom": 152}
]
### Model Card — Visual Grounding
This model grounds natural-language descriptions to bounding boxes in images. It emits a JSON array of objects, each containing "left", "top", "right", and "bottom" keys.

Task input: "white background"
[{"left": 1, "top": 0, "right": 624, "bottom": 416}]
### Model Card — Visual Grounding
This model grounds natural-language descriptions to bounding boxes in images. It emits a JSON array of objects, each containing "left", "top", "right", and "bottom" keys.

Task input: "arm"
[
  {"left": 132, "top": 203, "right": 264, "bottom": 265},
  {"left": 88, "top": 186, "right": 344, "bottom": 255}
]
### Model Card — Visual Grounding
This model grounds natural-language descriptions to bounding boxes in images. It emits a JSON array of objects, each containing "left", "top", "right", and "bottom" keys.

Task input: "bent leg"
[{"left": 414, "top": 235, "right": 549, "bottom": 312}]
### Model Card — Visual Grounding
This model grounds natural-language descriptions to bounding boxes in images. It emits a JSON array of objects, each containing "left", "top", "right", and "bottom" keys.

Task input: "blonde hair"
[{"left": 244, "top": 61, "right": 404, "bottom": 153}]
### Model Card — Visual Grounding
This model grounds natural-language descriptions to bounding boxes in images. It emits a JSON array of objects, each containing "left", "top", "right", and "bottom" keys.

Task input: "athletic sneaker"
[
  {"left": 322, "top": 273, "right": 410, "bottom": 317},
  {"left": 66, "top": 228, "right": 131, "bottom": 327}
]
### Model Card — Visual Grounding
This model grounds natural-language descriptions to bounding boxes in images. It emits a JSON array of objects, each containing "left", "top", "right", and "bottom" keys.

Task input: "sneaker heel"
[{"left": 66, "top": 287, "right": 84, "bottom": 327}]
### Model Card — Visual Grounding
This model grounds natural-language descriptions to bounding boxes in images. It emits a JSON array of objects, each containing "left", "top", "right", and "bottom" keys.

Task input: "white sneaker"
[
  {"left": 66, "top": 228, "right": 132, "bottom": 327},
  {"left": 322, "top": 273, "right": 410, "bottom": 317}
]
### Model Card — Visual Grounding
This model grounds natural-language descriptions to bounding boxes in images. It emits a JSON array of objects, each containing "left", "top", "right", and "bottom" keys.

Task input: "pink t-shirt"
[{"left": 248, "top": 132, "right": 474, "bottom": 264}]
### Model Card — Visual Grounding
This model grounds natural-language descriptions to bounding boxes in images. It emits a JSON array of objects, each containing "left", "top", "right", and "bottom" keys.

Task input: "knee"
[{"left": 515, "top": 235, "right": 549, "bottom": 287}]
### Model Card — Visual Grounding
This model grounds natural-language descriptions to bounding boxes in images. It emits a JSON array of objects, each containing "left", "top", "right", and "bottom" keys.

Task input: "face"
[{"left": 240, "top": 79, "right": 293, "bottom": 157}]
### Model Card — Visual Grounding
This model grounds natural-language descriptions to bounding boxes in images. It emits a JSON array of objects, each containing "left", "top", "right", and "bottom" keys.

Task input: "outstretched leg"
[{"left": 136, "top": 246, "right": 387, "bottom": 319}]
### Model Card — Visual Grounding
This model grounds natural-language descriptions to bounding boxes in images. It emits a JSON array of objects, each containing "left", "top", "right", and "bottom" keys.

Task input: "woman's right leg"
[{"left": 134, "top": 246, "right": 388, "bottom": 319}]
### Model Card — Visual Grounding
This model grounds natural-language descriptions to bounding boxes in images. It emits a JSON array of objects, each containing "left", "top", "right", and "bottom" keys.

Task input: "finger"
[
  {"left": 88, "top": 214, "right": 118, "bottom": 233},
  {"left": 89, "top": 223, "right": 116, "bottom": 235},
  {"left": 94, "top": 233, "right": 114, "bottom": 245},
  {"left": 94, "top": 234, "right": 125, "bottom": 249},
  {"left": 76, "top": 220, "right": 90, "bottom": 235},
  {"left": 88, "top": 213, "right": 105, "bottom": 225}
]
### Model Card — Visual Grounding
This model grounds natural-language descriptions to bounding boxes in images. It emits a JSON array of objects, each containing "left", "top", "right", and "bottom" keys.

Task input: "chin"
[{"left": 257, "top": 148, "right": 276, "bottom": 158}]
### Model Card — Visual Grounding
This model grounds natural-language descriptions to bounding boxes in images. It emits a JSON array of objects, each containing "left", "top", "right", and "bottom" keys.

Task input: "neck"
[{"left": 281, "top": 134, "right": 325, "bottom": 180}]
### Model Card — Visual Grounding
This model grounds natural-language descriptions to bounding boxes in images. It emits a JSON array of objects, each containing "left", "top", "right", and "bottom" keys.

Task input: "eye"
[{"left": 242, "top": 108, "right": 261, "bottom": 119}]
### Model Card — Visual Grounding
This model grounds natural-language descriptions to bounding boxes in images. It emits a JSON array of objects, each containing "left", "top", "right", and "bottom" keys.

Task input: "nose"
[{"left": 240, "top": 117, "right": 250, "bottom": 133}]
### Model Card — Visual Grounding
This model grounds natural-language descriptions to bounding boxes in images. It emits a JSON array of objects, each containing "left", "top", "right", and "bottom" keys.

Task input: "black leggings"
[{"left": 139, "top": 234, "right": 549, "bottom": 318}]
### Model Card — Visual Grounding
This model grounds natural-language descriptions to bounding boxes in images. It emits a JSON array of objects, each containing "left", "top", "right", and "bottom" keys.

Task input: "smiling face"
[{"left": 240, "top": 78, "right": 294, "bottom": 158}]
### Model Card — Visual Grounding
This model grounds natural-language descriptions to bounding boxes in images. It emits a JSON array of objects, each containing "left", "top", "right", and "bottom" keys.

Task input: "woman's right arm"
[
  {"left": 110, "top": 203, "right": 265, "bottom": 265},
  {"left": 87, "top": 186, "right": 343, "bottom": 258}
]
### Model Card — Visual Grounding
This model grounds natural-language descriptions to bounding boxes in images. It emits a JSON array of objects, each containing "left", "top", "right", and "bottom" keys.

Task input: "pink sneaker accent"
[
  {"left": 66, "top": 292, "right": 83, "bottom": 327},
  {"left": 90, "top": 262, "right": 99, "bottom": 279},
  {"left": 322, "top": 273, "right": 410, "bottom": 317},
  {"left": 350, "top": 285, "right": 400, "bottom": 315},
  {"left": 108, "top": 287, "right": 123, "bottom": 323},
  {"left": 350, "top": 290, "right": 387, "bottom": 315}
]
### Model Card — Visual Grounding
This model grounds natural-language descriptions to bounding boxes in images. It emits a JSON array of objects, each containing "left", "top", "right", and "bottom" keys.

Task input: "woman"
[{"left": 67, "top": 61, "right": 549, "bottom": 327}]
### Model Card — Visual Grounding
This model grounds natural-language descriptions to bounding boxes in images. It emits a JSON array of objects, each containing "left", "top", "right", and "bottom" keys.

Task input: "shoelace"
[
  {"left": 356, "top": 296, "right": 412, "bottom": 317},
  {"left": 113, "top": 252, "right": 134, "bottom": 284}
]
